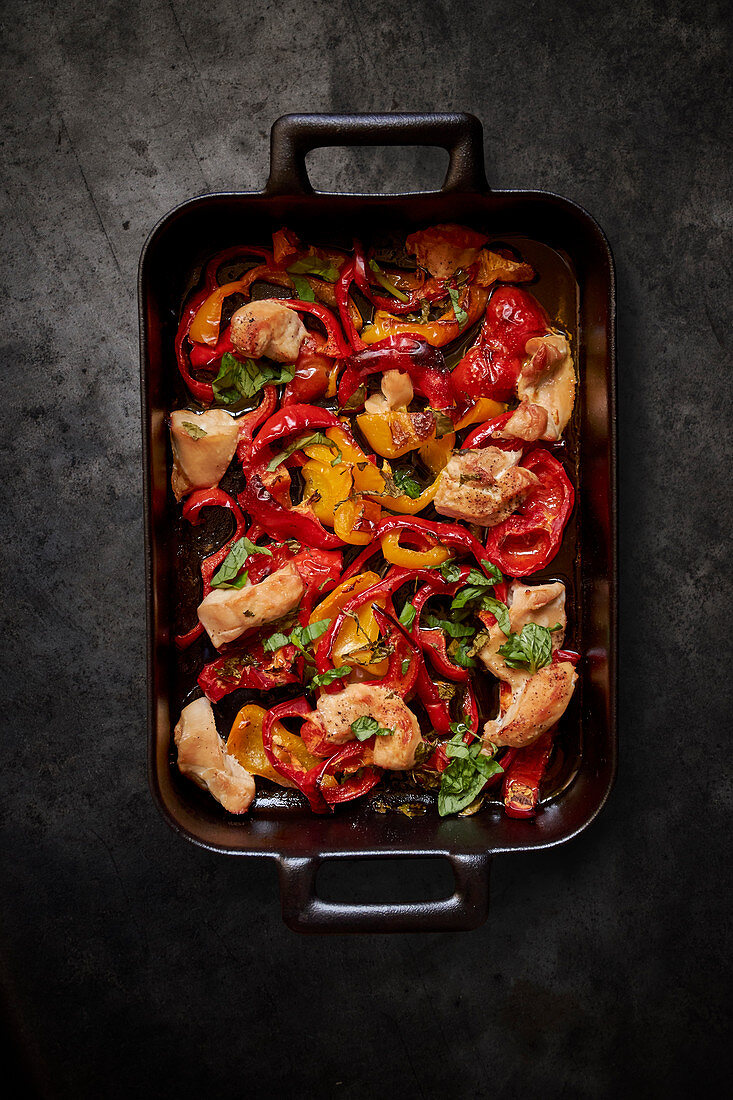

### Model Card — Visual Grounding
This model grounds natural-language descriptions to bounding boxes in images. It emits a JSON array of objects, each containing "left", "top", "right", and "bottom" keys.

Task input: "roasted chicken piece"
[
  {"left": 363, "top": 369, "right": 414, "bottom": 413},
  {"left": 174, "top": 697, "right": 255, "bottom": 813},
  {"left": 311, "top": 683, "right": 422, "bottom": 770},
  {"left": 229, "top": 299, "right": 307, "bottom": 363},
  {"left": 169, "top": 409, "right": 239, "bottom": 501},
  {"left": 479, "top": 580, "right": 577, "bottom": 748},
  {"left": 197, "top": 562, "right": 305, "bottom": 649},
  {"left": 434, "top": 446, "right": 537, "bottom": 527},
  {"left": 405, "top": 223, "right": 488, "bottom": 279},
  {"left": 514, "top": 333, "right": 576, "bottom": 441}
]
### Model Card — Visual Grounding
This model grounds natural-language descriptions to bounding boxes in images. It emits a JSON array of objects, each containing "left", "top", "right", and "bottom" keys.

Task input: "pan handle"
[
  {"left": 277, "top": 852, "right": 491, "bottom": 933},
  {"left": 265, "top": 112, "right": 489, "bottom": 196}
]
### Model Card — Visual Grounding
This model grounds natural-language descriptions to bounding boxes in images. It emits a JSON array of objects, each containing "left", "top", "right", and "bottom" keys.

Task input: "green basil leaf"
[
  {"left": 288, "top": 256, "right": 340, "bottom": 282},
  {"left": 472, "top": 752, "right": 504, "bottom": 782},
  {"left": 350, "top": 715, "right": 393, "bottom": 741},
  {"left": 291, "top": 618, "right": 331, "bottom": 650},
  {"left": 498, "top": 622, "right": 554, "bottom": 674},
  {"left": 401, "top": 657, "right": 412, "bottom": 676},
  {"left": 398, "top": 602, "right": 417, "bottom": 629},
  {"left": 428, "top": 408, "right": 455, "bottom": 438},
  {"left": 213, "top": 353, "right": 295, "bottom": 405},
  {"left": 266, "top": 431, "right": 339, "bottom": 472},
  {"left": 451, "top": 638, "right": 478, "bottom": 668},
  {"left": 210, "top": 539, "right": 250, "bottom": 588},
  {"left": 423, "top": 612, "right": 474, "bottom": 638},
  {"left": 367, "top": 258, "right": 410, "bottom": 302},
  {"left": 311, "top": 666, "right": 352, "bottom": 687},
  {"left": 439, "top": 561, "right": 462, "bottom": 583},
  {"left": 447, "top": 285, "right": 468, "bottom": 328},
  {"left": 480, "top": 597, "right": 511, "bottom": 636},
  {"left": 450, "top": 585, "right": 490, "bottom": 612},
  {"left": 392, "top": 467, "right": 422, "bottom": 499},
  {"left": 438, "top": 757, "right": 486, "bottom": 816},
  {"left": 481, "top": 559, "right": 503, "bottom": 584},
  {"left": 181, "top": 421, "right": 208, "bottom": 439},
  {"left": 289, "top": 273, "right": 316, "bottom": 302},
  {"left": 263, "top": 631, "right": 290, "bottom": 653}
]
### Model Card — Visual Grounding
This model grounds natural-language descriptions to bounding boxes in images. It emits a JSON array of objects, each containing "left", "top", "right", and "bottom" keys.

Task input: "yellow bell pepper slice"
[
  {"left": 309, "top": 571, "right": 388, "bottom": 678},
  {"left": 189, "top": 279, "right": 251, "bottom": 346},
  {"left": 333, "top": 497, "right": 382, "bottom": 545},
  {"left": 357, "top": 409, "right": 439, "bottom": 459},
  {"left": 359, "top": 285, "right": 490, "bottom": 348},
  {"left": 301, "top": 459, "right": 353, "bottom": 527},
  {"left": 418, "top": 432, "right": 455, "bottom": 473},
  {"left": 226, "top": 705, "right": 320, "bottom": 787},
  {"left": 380, "top": 531, "right": 451, "bottom": 568},
  {"left": 454, "top": 398, "right": 506, "bottom": 431}
]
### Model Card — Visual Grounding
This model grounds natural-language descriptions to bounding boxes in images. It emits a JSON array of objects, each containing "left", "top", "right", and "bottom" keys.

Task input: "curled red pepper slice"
[
  {"left": 484, "top": 450, "right": 574, "bottom": 575},
  {"left": 335, "top": 259, "right": 366, "bottom": 352},
  {"left": 286, "top": 299, "right": 351, "bottom": 358},
  {"left": 377, "top": 515, "right": 498, "bottom": 576},
  {"left": 250, "top": 404, "right": 348, "bottom": 460},
  {"left": 502, "top": 730, "right": 555, "bottom": 818},
  {"left": 262, "top": 698, "right": 330, "bottom": 814},
  {"left": 239, "top": 473, "right": 343, "bottom": 549},
  {"left": 174, "top": 488, "right": 247, "bottom": 649},
  {"left": 235, "top": 386, "right": 278, "bottom": 467},
  {"left": 337, "top": 335, "right": 455, "bottom": 412},
  {"left": 317, "top": 741, "right": 382, "bottom": 805}
]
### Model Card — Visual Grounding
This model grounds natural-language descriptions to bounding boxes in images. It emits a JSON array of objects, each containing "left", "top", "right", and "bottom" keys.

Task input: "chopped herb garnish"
[
  {"left": 498, "top": 622, "right": 555, "bottom": 674},
  {"left": 311, "top": 666, "right": 352, "bottom": 688},
  {"left": 447, "top": 285, "right": 468, "bottom": 328},
  {"left": 287, "top": 255, "right": 340, "bottom": 282},
  {"left": 266, "top": 432, "right": 341, "bottom": 472},
  {"left": 398, "top": 602, "right": 417, "bottom": 630},
  {"left": 393, "top": 467, "right": 422, "bottom": 499},
  {"left": 439, "top": 561, "right": 462, "bottom": 583},
  {"left": 181, "top": 421, "right": 208, "bottom": 439},
  {"left": 289, "top": 273, "right": 315, "bottom": 301},
  {"left": 438, "top": 734, "right": 503, "bottom": 816},
  {"left": 213, "top": 353, "right": 295, "bottom": 406},
  {"left": 367, "top": 258, "right": 409, "bottom": 302},
  {"left": 210, "top": 535, "right": 270, "bottom": 589},
  {"left": 350, "top": 715, "right": 394, "bottom": 741}
]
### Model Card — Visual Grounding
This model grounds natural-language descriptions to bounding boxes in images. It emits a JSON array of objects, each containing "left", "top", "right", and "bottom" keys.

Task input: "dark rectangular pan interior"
[{"left": 140, "top": 114, "right": 617, "bottom": 932}]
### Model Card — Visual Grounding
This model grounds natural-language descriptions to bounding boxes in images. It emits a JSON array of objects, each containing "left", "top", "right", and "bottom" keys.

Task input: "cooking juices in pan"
[{"left": 169, "top": 226, "right": 581, "bottom": 820}]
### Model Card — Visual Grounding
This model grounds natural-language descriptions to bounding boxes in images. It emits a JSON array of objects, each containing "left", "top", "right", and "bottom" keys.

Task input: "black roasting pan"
[{"left": 139, "top": 113, "right": 617, "bottom": 933}]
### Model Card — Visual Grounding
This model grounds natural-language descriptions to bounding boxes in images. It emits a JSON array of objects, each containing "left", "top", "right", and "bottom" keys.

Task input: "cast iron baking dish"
[{"left": 139, "top": 113, "right": 617, "bottom": 933}]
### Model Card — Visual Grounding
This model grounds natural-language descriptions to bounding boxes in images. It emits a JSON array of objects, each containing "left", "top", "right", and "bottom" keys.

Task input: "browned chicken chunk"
[
  {"left": 174, "top": 697, "right": 255, "bottom": 813},
  {"left": 515, "top": 333, "right": 576, "bottom": 441},
  {"left": 229, "top": 299, "right": 307, "bottom": 363},
  {"left": 197, "top": 562, "right": 305, "bottom": 649},
  {"left": 169, "top": 409, "right": 239, "bottom": 501},
  {"left": 311, "top": 683, "right": 422, "bottom": 770},
  {"left": 434, "top": 447, "right": 537, "bottom": 527},
  {"left": 479, "top": 580, "right": 577, "bottom": 748}
]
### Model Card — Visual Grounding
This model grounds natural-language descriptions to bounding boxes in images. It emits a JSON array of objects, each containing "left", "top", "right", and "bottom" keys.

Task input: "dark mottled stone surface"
[{"left": 1, "top": 1, "right": 730, "bottom": 1096}]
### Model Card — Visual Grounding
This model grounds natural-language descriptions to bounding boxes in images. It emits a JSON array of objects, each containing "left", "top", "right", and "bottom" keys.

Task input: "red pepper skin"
[
  {"left": 317, "top": 740, "right": 382, "bottom": 805},
  {"left": 314, "top": 568, "right": 416, "bottom": 676},
  {"left": 198, "top": 643, "right": 300, "bottom": 702},
  {"left": 371, "top": 606, "right": 421, "bottom": 694},
  {"left": 415, "top": 663, "right": 453, "bottom": 734},
  {"left": 250, "top": 404, "right": 347, "bottom": 459},
  {"left": 451, "top": 287, "right": 550, "bottom": 401},
  {"left": 502, "top": 731, "right": 554, "bottom": 818},
  {"left": 262, "top": 698, "right": 330, "bottom": 814},
  {"left": 554, "top": 649, "right": 581, "bottom": 666},
  {"left": 484, "top": 450, "right": 574, "bottom": 575},
  {"left": 188, "top": 326, "right": 234, "bottom": 370},
  {"left": 282, "top": 337, "right": 332, "bottom": 405},
  {"left": 175, "top": 489, "right": 248, "bottom": 649},
  {"left": 239, "top": 473, "right": 344, "bottom": 549},
  {"left": 235, "top": 387, "right": 278, "bottom": 467},
  {"left": 336, "top": 259, "right": 366, "bottom": 352},
  {"left": 337, "top": 335, "right": 455, "bottom": 412},
  {"left": 461, "top": 411, "right": 516, "bottom": 451},
  {"left": 377, "top": 515, "right": 499, "bottom": 576},
  {"left": 285, "top": 299, "right": 351, "bottom": 358},
  {"left": 408, "top": 569, "right": 472, "bottom": 684}
]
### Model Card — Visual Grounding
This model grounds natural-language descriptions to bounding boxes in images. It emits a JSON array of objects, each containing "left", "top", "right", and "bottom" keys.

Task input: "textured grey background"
[{"left": 1, "top": 0, "right": 731, "bottom": 1097}]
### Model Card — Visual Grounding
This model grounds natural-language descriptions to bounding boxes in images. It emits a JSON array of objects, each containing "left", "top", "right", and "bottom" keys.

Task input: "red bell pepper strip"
[
  {"left": 285, "top": 299, "right": 352, "bottom": 358},
  {"left": 335, "top": 259, "right": 366, "bottom": 353},
  {"left": 502, "top": 730, "right": 555, "bottom": 818},
  {"left": 484, "top": 449, "right": 574, "bottom": 575},
  {"left": 554, "top": 649, "right": 581, "bottom": 666},
  {"left": 188, "top": 326, "right": 234, "bottom": 370},
  {"left": 316, "top": 740, "right": 382, "bottom": 805},
  {"left": 371, "top": 606, "right": 420, "bottom": 694},
  {"left": 198, "top": 642, "right": 300, "bottom": 702},
  {"left": 461, "top": 411, "right": 516, "bottom": 451},
  {"left": 377, "top": 515, "right": 499, "bottom": 576},
  {"left": 337, "top": 335, "right": 456, "bottom": 412},
  {"left": 235, "top": 386, "right": 278, "bottom": 467},
  {"left": 174, "top": 488, "right": 247, "bottom": 649},
  {"left": 282, "top": 336, "right": 333, "bottom": 405},
  {"left": 239, "top": 473, "right": 344, "bottom": 549},
  {"left": 262, "top": 698, "right": 330, "bottom": 814},
  {"left": 415, "top": 663, "right": 453, "bottom": 735},
  {"left": 250, "top": 404, "right": 348, "bottom": 460},
  {"left": 451, "top": 286, "right": 551, "bottom": 402}
]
